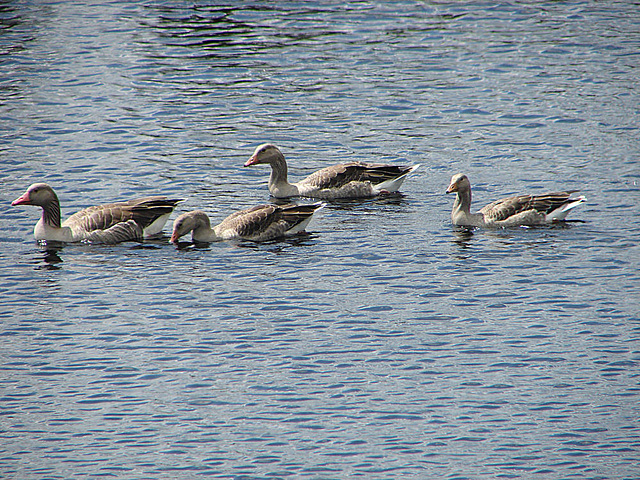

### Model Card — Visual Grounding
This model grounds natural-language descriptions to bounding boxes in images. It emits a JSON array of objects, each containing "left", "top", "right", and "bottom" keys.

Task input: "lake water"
[{"left": 1, "top": 1, "right": 639, "bottom": 479}]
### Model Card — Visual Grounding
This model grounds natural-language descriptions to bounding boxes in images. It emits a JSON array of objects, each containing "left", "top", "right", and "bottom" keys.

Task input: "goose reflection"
[
  {"left": 451, "top": 226, "right": 476, "bottom": 249},
  {"left": 174, "top": 231, "right": 318, "bottom": 253},
  {"left": 327, "top": 193, "right": 409, "bottom": 211},
  {"left": 35, "top": 244, "right": 64, "bottom": 270}
]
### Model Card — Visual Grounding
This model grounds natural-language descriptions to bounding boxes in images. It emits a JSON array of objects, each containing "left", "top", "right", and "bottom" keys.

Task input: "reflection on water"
[
  {"left": 238, "top": 231, "right": 319, "bottom": 253},
  {"left": 451, "top": 226, "right": 476, "bottom": 249},
  {"left": 129, "top": 242, "right": 165, "bottom": 250},
  {"left": 324, "top": 193, "right": 412, "bottom": 215},
  {"left": 451, "top": 219, "right": 583, "bottom": 249},
  {"left": 34, "top": 245, "right": 64, "bottom": 270},
  {"left": 174, "top": 231, "right": 318, "bottom": 253}
]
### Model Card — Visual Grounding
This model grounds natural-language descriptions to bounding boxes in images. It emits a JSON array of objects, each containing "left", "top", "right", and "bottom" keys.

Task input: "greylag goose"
[
  {"left": 446, "top": 174, "right": 586, "bottom": 227},
  {"left": 244, "top": 143, "right": 419, "bottom": 199},
  {"left": 12, "top": 183, "right": 182, "bottom": 243},
  {"left": 171, "top": 203, "right": 324, "bottom": 243}
]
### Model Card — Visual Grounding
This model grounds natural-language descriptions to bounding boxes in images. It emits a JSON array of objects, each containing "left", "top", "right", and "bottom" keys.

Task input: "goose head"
[
  {"left": 446, "top": 174, "right": 471, "bottom": 194},
  {"left": 12, "top": 183, "right": 58, "bottom": 207},
  {"left": 244, "top": 143, "right": 284, "bottom": 167},
  {"left": 170, "top": 210, "right": 210, "bottom": 243}
]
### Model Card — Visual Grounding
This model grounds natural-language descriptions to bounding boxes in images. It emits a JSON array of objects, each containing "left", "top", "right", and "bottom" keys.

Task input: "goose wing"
[
  {"left": 480, "top": 191, "right": 579, "bottom": 222},
  {"left": 64, "top": 197, "right": 181, "bottom": 234},
  {"left": 299, "top": 162, "right": 415, "bottom": 189},
  {"left": 279, "top": 203, "right": 324, "bottom": 233},
  {"left": 216, "top": 204, "right": 284, "bottom": 238},
  {"left": 82, "top": 219, "right": 144, "bottom": 244}
]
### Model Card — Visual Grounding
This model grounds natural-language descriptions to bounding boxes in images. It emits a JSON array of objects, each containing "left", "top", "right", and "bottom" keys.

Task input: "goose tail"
[
  {"left": 547, "top": 195, "right": 587, "bottom": 222},
  {"left": 374, "top": 164, "right": 420, "bottom": 193}
]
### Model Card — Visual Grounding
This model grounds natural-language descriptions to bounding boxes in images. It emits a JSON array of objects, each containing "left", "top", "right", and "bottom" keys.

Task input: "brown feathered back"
[
  {"left": 65, "top": 197, "right": 181, "bottom": 232},
  {"left": 480, "top": 191, "right": 579, "bottom": 222},
  {"left": 301, "top": 163, "right": 415, "bottom": 189}
]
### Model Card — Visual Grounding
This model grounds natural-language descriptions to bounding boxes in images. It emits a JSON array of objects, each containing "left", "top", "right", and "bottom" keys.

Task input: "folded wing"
[{"left": 480, "top": 191, "right": 580, "bottom": 223}]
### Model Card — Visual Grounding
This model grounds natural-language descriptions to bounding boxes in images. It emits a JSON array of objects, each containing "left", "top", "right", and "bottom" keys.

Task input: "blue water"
[{"left": 1, "top": 1, "right": 639, "bottom": 479}]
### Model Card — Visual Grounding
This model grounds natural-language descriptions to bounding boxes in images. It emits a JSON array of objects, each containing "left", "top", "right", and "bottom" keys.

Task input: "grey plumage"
[
  {"left": 480, "top": 191, "right": 581, "bottom": 223},
  {"left": 446, "top": 174, "right": 586, "bottom": 227},
  {"left": 244, "top": 143, "right": 419, "bottom": 199},
  {"left": 171, "top": 203, "right": 324, "bottom": 243},
  {"left": 300, "top": 162, "right": 417, "bottom": 190},
  {"left": 67, "top": 197, "right": 180, "bottom": 236},
  {"left": 12, "top": 183, "right": 181, "bottom": 243}
]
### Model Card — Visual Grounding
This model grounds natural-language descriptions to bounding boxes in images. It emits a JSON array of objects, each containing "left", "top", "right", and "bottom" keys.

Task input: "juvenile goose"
[
  {"left": 244, "top": 143, "right": 419, "bottom": 199},
  {"left": 171, "top": 203, "right": 324, "bottom": 243},
  {"left": 446, "top": 174, "right": 586, "bottom": 227},
  {"left": 12, "top": 183, "right": 182, "bottom": 243}
]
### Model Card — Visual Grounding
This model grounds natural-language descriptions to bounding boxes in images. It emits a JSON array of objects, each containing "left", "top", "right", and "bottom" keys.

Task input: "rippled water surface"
[{"left": 1, "top": 1, "right": 639, "bottom": 479}]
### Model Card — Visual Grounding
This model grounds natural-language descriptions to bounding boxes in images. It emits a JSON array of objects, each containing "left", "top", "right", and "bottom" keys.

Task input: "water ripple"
[{"left": 1, "top": 1, "right": 639, "bottom": 479}]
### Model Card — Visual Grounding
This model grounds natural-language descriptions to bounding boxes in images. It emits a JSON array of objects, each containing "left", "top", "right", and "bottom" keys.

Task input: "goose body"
[
  {"left": 244, "top": 143, "right": 419, "bottom": 199},
  {"left": 446, "top": 174, "right": 586, "bottom": 227},
  {"left": 12, "top": 183, "right": 182, "bottom": 243},
  {"left": 171, "top": 203, "right": 324, "bottom": 243}
]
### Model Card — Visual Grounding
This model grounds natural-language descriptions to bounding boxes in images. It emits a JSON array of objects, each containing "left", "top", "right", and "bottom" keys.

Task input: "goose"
[
  {"left": 244, "top": 143, "right": 419, "bottom": 199},
  {"left": 446, "top": 173, "right": 586, "bottom": 227},
  {"left": 12, "top": 183, "right": 182, "bottom": 243},
  {"left": 170, "top": 202, "right": 324, "bottom": 243}
]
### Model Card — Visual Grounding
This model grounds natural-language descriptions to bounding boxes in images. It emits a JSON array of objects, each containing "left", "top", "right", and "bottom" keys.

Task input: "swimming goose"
[
  {"left": 171, "top": 203, "right": 324, "bottom": 243},
  {"left": 446, "top": 174, "right": 586, "bottom": 227},
  {"left": 12, "top": 183, "right": 182, "bottom": 243},
  {"left": 244, "top": 143, "right": 419, "bottom": 199}
]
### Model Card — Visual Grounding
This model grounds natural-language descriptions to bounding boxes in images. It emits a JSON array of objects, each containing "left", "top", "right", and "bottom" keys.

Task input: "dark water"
[{"left": 1, "top": 1, "right": 639, "bottom": 479}]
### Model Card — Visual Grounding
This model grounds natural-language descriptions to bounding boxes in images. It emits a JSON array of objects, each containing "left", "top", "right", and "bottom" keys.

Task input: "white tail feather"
[
  {"left": 285, "top": 202, "right": 325, "bottom": 235},
  {"left": 143, "top": 213, "right": 171, "bottom": 237},
  {"left": 373, "top": 164, "right": 420, "bottom": 193},
  {"left": 547, "top": 196, "right": 587, "bottom": 221},
  {"left": 285, "top": 216, "right": 313, "bottom": 235}
]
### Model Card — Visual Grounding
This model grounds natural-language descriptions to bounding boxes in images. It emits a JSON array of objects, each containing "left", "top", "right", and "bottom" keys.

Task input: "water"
[{"left": 1, "top": 1, "right": 639, "bottom": 479}]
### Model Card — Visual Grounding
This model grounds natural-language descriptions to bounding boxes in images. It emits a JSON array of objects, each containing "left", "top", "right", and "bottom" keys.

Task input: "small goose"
[
  {"left": 446, "top": 173, "right": 586, "bottom": 227},
  {"left": 12, "top": 183, "right": 182, "bottom": 243},
  {"left": 244, "top": 143, "right": 419, "bottom": 199},
  {"left": 171, "top": 203, "right": 324, "bottom": 243}
]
